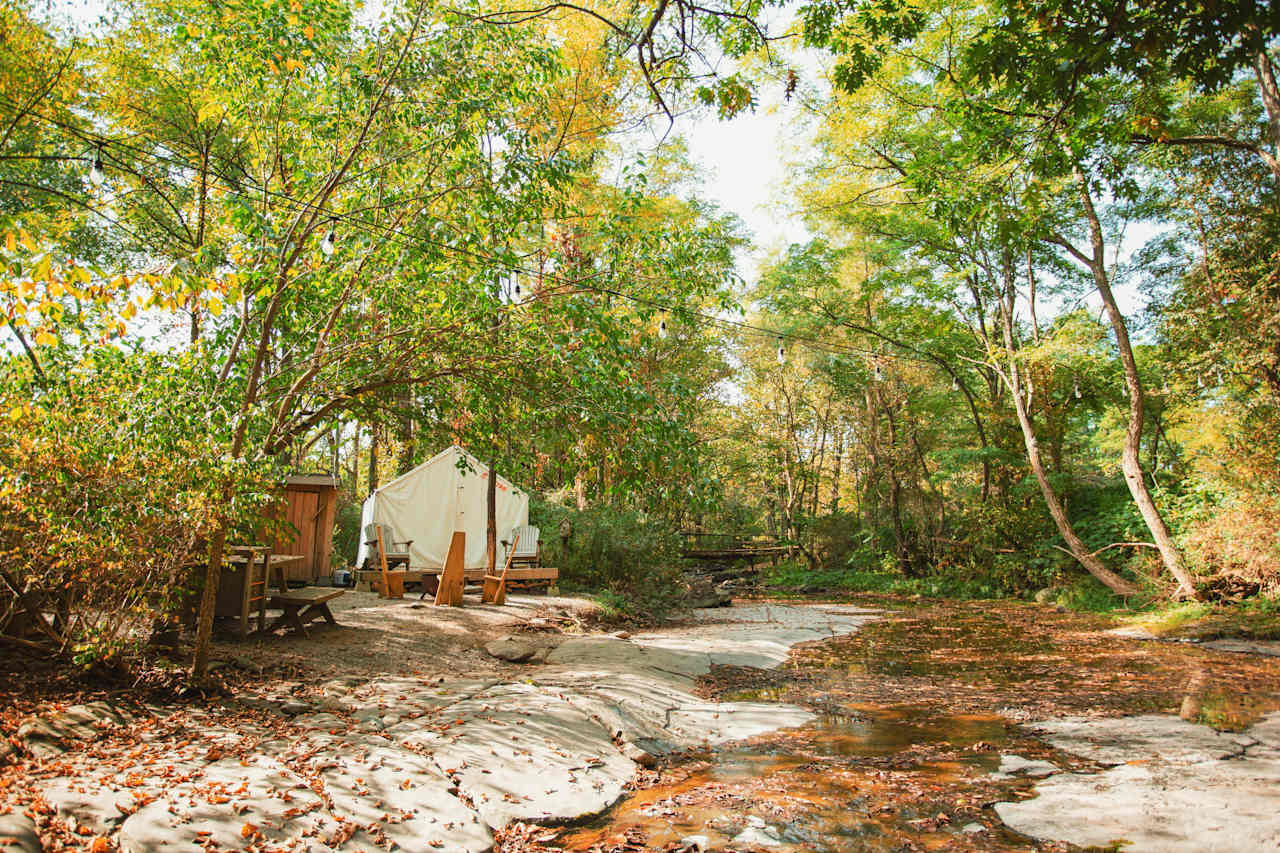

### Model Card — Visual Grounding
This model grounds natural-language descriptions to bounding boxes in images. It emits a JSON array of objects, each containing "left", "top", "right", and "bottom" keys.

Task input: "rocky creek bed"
[
  {"left": 2, "top": 599, "right": 1279, "bottom": 852},
  {"left": 0, "top": 602, "right": 878, "bottom": 852}
]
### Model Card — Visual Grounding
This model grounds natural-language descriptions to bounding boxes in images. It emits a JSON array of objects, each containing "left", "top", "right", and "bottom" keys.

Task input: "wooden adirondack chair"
[
  {"left": 482, "top": 533, "right": 519, "bottom": 606},
  {"left": 501, "top": 524, "right": 541, "bottom": 568},
  {"left": 363, "top": 523, "right": 413, "bottom": 571}
]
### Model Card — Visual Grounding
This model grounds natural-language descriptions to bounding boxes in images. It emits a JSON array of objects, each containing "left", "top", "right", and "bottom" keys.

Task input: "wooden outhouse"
[{"left": 273, "top": 474, "right": 339, "bottom": 584}]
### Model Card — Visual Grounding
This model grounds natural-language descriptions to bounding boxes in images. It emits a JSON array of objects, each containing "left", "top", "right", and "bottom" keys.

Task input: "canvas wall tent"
[{"left": 355, "top": 445, "right": 530, "bottom": 571}]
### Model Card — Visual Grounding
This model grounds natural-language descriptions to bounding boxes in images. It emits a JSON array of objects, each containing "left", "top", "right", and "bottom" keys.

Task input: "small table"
[{"left": 265, "top": 587, "right": 344, "bottom": 637}]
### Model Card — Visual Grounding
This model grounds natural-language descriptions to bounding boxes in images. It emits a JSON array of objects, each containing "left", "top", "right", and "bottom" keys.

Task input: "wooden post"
[
  {"left": 482, "top": 533, "right": 518, "bottom": 606},
  {"left": 376, "top": 525, "right": 396, "bottom": 599},
  {"left": 435, "top": 531, "right": 466, "bottom": 606}
]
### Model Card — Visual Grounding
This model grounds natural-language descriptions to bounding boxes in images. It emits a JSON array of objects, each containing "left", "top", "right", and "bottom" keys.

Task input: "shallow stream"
[{"left": 554, "top": 601, "right": 1280, "bottom": 852}]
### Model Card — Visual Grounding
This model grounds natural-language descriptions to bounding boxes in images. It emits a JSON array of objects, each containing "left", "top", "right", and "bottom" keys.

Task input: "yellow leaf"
[
  {"left": 207, "top": 297, "right": 223, "bottom": 316},
  {"left": 197, "top": 101, "right": 222, "bottom": 125},
  {"left": 290, "top": 0, "right": 301, "bottom": 10},
  {"left": 19, "top": 229, "right": 36, "bottom": 251},
  {"left": 304, "top": 24, "right": 315, "bottom": 38},
  {"left": 121, "top": 301, "right": 137, "bottom": 320},
  {"left": 186, "top": 23, "right": 200, "bottom": 37},
  {"left": 8, "top": 406, "right": 22, "bottom": 421},
  {"left": 48, "top": 280, "right": 64, "bottom": 298},
  {"left": 33, "top": 254, "right": 52, "bottom": 282},
  {"left": 287, "top": 14, "right": 299, "bottom": 26},
  {"left": 284, "top": 58, "right": 304, "bottom": 73},
  {"left": 115, "top": 320, "right": 126, "bottom": 336},
  {"left": 4, "top": 232, "right": 13, "bottom": 253},
  {"left": 35, "top": 329, "right": 56, "bottom": 346}
]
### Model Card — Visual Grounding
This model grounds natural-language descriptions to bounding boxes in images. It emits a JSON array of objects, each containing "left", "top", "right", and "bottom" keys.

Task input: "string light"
[
  {"left": 1073, "top": 376, "right": 1081, "bottom": 399},
  {"left": 320, "top": 219, "right": 337, "bottom": 257},
  {"left": 951, "top": 376, "right": 959, "bottom": 391},
  {"left": 88, "top": 143, "right": 105, "bottom": 187},
  {"left": 657, "top": 316, "right": 668, "bottom": 339},
  {"left": 873, "top": 363, "right": 883, "bottom": 382},
  {"left": 776, "top": 337, "right": 785, "bottom": 365}
]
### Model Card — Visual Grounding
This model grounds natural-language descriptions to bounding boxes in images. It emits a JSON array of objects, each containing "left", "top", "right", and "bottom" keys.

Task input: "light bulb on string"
[
  {"left": 320, "top": 219, "right": 337, "bottom": 257},
  {"left": 873, "top": 363, "right": 883, "bottom": 382},
  {"left": 1197, "top": 373, "right": 1204, "bottom": 389},
  {"left": 88, "top": 143, "right": 105, "bottom": 187},
  {"left": 951, "top": 376, "right": 959, "bottom": 391},
  {"left": 1073, "top": 376, "right": 1082, "bottom": 399},
  {"left": 512, "top": 278, "right": 523, "bottom": 303},
  {"left": 657, "top": 316, "right": 668, "bottom": 339},
  {"left": 776, "top": 337, "right": 785, "bottom": 365}
]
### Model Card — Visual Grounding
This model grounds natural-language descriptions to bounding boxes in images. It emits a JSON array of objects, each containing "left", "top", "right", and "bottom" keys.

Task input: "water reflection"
[{"left": 553, "top": 602, "right": 1280, "bottom": 852}]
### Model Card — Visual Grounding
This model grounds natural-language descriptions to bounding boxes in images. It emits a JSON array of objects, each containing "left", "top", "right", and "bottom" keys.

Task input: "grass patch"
[
  {"left": 761, "top": 559, "right": 1014, "bottom": 599},
  {"left": 1120, "top": 601, "right": 1213, "bottom": 636}
]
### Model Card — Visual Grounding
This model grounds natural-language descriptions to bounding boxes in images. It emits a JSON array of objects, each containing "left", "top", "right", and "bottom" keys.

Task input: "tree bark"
[
  {"left": 367, "top": 426, "right": 379, "bottom": 494},
  {"left": 830, "top": 421, "right": 844, "bottom": 513},
  {"left": 997, "top": 259, "right": 1139, "bottom": 596},
  {"left": 1075, "top": 176, "right": 1197, "bottom": 598},
  {"left": 1253, "top": 48, "right": 1280, "bottom": 180}
]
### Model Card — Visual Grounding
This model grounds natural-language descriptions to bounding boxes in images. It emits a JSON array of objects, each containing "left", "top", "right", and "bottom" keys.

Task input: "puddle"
[{"left": 548, "top": 601, "right": 1280, "bottom": 852}]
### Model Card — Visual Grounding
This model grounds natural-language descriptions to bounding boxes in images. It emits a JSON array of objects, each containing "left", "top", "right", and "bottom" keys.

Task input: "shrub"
[
  {"left": 531, "top": 499, "right": 685, "bottom": 621},
  {"left": 0, "top": 351, "right": 277, "bottom": 669}
]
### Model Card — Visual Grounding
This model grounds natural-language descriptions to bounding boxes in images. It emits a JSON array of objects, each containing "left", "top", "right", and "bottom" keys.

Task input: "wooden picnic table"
[
  {"left": 218, "top": 549, "right": 322, "bottom": 637},
  {"left": 265, "top": 586, "right": 344, "bottom": 637}
]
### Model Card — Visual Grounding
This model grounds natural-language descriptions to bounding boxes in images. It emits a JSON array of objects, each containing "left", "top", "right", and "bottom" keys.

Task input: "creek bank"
[
  {"left": 9, "top": 602, "right": 878, "bottom": 852},
  {"left": 996, "top": 713, "right": 1280, "bottom": 851}
]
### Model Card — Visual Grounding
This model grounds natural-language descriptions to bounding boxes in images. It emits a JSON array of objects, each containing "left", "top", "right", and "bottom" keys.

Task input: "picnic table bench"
[
  {"left": 265, "top": 586, "right": 343, "bottom": 637},
  {"left": 217, "top": 547, "right": 343, "bottom": 637}
]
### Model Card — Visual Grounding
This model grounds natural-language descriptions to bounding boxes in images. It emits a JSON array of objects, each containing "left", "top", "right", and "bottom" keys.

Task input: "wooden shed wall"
[{"left": 273, "top": 479, "right": 337, "bottom": 582}]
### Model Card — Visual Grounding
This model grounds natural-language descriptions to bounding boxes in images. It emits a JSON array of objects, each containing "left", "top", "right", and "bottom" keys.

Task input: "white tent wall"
[{"left": 355, "top": 446, "right": 530, "bottom": 571}]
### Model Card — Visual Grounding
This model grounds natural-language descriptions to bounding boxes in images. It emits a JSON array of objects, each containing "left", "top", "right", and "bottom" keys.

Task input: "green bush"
[{"left": 531, "top": 499, "right": 685, "bottom": 621}]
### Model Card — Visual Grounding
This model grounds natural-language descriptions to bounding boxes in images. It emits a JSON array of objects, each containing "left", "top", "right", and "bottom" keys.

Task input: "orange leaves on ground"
[{"left": 90, "top": 838, "right": 111, "bottom": 853}]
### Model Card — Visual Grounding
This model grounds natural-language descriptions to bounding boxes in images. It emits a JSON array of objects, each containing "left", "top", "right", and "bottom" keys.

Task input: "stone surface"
[
  {"left": 1200, "top": 638, "right": 1280, "bottom": 658},
  {"left": 485, "top": 636, "right": 537, "bottom": 663},
  {"left": 996, "top": 713, "right": 1280, "bottom": 852},
  {"left": 732, "top": 815, "right": 784, "bottom": 847},
  {"left": 989, "top": 753, "right": 1059, "bottom": 779},
  {"left": 0, "top": 813, "right": 40, "bottom": 853},
  {"left": 1028, "top": 714, "right": 1249, "bottom": 765},
  {"left": 26, "top": 603, "right": 879, "bottom": 851}
]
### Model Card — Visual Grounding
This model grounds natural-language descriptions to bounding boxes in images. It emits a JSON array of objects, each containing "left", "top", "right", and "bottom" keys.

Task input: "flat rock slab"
[
  {"left": 25, "top": 603, "right": 875, "bottom": 851},
  {"left": 1028, "top": 714, "right": 1251, "bottom": 765},
  {"left": 0, "top": 813, "right": 40, "bottom": 853},
  {"left": 1200, "top": 638, "right": 1280, "bottom": 657},
  {"left": 997, "top": 713, "right": 1280, "bottom": 852},
  {"left": 989, "top": 753, "right": 1059, "bottom": 779}
]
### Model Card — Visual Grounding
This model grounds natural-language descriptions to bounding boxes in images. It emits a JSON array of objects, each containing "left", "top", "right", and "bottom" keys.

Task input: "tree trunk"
[
  {"left": 487, "top": 452, "right": 497, "bottom": 576},
  {"left": 367, "top": 426, "right": 379, "bottom": 494},
  {"left": 997, "top": 259, "right": 1139, "bottom": 596},
  {"left": 830, "top": 422, "right": 843, "bottom": 513},
  {"left": 1077, "top": 176, "right": 1197, "bottom": 598},
  {"left": 1253, "top": 48, "right": 1280, "bottom": 180}
]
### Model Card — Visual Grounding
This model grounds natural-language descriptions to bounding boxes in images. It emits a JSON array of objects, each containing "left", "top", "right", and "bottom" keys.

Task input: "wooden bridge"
[{"left": 679, "top": 531, "right": 794, "bottom": 563}]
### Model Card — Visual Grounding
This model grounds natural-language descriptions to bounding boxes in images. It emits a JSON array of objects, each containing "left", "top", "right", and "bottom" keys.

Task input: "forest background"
[{"left": 2, "top": 0, "right": 1279, "bottom": 677}]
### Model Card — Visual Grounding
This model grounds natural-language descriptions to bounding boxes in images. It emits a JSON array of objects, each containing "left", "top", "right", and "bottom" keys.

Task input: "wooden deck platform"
[{"left": 353, "top": 566, "right": 557, "bottom": 592}]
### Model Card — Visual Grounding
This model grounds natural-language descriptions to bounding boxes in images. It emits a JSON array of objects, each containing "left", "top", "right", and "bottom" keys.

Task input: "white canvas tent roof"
[{"left": 356, "top": 445, "right": 530, "bottom": 571}]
